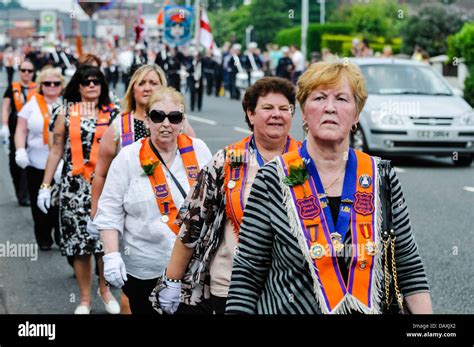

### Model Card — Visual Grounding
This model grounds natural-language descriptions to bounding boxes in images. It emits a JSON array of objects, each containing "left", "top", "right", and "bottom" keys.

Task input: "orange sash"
[
  {"left": 224, "top": 136, "right": 301, "bottom": 233},
  {"left": 279, "top": 148, "right": 378, "bottom": 313},
  {"left": 35, "top": 93, "right": 51, "bottom": 145},
  {"left": 139, "top": 135, "right": 200, "bottom": 234},
  {"left": 70, "top": 103, "right": 113, "bottom": 183},
  {"left": 12, "top": 82, "right": 36, "bottom": 112},
  {"left": 120, "top": 112, "right": 134, "bottom": 147}
]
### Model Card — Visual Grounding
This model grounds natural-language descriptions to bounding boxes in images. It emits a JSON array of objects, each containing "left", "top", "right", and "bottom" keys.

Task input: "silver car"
[{"left": 350, "top": 58, "right": 474, "bottom": 166}]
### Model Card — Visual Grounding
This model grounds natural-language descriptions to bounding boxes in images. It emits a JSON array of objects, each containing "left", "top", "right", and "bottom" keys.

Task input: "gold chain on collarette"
[{"left": 383, "top": 230, "right": 404, "bottom": 311}]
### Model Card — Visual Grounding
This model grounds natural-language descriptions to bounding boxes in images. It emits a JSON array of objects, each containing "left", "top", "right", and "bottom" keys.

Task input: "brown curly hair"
[{"left": 242, "top": 77, "right": 296, "bottom": 131}]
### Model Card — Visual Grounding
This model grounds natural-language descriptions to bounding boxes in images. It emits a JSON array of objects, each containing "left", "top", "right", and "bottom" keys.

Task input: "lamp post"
[
  {"left": 301, "top": 0, "right": 308, "bottom": 60},
  {"left": 245, "top": 25, "right": 254, "bottom": 50}
]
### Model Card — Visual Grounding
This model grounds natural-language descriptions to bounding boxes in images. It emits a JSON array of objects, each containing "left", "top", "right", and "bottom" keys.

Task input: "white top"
[
  {"left": 94, "top": 137, "right": 212, "bottom": 280},
  {"left": 292, "top": 50, "right": 305, "bottom": 72},
  {"left": 17, "top": 95, "right": 52, "bottom": 170}
]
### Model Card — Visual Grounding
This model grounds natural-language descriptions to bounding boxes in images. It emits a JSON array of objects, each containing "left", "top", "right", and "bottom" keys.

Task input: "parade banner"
[{"left": 163, "top": 5, "right": 194, "bottom": 47}]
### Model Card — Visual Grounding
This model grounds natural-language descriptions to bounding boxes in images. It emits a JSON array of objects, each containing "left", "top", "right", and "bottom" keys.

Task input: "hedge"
[{"left": 321, "top": 34, "right": 402, "bottom": 57}]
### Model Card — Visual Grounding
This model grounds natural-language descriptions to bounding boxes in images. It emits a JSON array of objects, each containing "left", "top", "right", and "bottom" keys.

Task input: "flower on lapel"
[
  {"left": 283, "top": 157, "right": 309, "bottom": 187},
  {"left": 141, "top": 157, "right": 158, "bottom": 176}
]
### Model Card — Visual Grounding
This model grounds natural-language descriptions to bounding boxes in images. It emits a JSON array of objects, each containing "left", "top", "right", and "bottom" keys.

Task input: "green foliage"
[
  {"left": 448, "top": 22, "right": 474, "bottom": 107},
  {"left": 249, "top": 0, "right": 288, "bottom": 49},
  {"left": 275, "top": 23, "right": 353, "bottom": 55},
  {"left": 321, "top": 34, "right": 401, "bottom": 57},
  {"left": 208, "top": 5, "right": 251, "bottom": 46},
  {"left": 283, "top": 164, "right": 309, "bottom": 187},
  {"left": 329, "top": 0, "right": 406, "bottom": 40},
  {"left": 400, "top": 5, "right": 469, "bottom": 57}
]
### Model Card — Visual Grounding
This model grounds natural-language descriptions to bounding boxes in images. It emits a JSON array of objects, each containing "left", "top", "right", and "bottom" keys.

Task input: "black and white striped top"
[{"left": 225, "top": 160, "right": 430, "bottom": 314}]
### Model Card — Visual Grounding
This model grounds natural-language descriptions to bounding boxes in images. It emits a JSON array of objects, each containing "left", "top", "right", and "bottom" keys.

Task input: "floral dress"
[{"left": 59, "top": 107, "right": 119, "bottom": 257}]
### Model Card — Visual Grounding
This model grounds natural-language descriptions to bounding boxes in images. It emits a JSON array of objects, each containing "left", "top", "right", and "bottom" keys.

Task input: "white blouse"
[{"left": 94, "top": 137, "right": 212, "bottom": 280}]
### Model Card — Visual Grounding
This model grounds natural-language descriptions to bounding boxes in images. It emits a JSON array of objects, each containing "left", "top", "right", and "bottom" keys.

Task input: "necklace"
[{"left": 322, "top": 165, "right": 346, "bottom": 191}]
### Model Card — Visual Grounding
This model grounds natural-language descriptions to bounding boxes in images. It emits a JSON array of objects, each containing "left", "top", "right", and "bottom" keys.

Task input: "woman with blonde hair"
[
  {"left": 94, "top": 86, "right": 212, "bottom": 314},
  {"left": 14, "top": 67, "right": 64, "bottom": 250}
]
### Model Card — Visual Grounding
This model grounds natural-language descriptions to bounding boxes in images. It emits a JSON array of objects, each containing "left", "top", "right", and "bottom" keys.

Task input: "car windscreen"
[{"left": 360, "top": 64, "right": 453, "bottom": 96}]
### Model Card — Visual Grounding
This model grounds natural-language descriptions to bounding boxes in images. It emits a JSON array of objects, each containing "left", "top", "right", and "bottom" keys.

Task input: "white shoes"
[
  {"left": 74, "top": 303, "right": 91, "bottom": 315},
  {"left": 97, "top": 288, "right": 120, "bottom": 314}
]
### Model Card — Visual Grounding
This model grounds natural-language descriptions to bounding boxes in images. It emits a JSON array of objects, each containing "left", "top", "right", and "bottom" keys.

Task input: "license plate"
[{"left": 416, "top": 130, "right": 451, "bottom": 139}]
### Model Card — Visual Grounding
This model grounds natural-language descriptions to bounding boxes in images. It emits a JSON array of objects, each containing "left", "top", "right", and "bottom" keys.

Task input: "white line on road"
[
  {"left": 394, "top": 167, "right": 406, "bottom": 173},
  {"left": 233, "top": 126, "right": 252, "bottom": 135},
  {"left": 186, "top": 114, "right": 217, "bottom": 125},
  {"left": 463, "top": 186, "right": 474, "bottom": 193}
]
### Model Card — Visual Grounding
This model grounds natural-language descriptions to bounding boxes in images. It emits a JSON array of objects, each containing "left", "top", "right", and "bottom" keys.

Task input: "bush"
[
  {"left": 400, "top": 4, "right": 470, "bottom": 57},
  {"left": 448, "top": 22, "right": 474, "bottom": 106},
  {"left": 275, "top": 23, "right": 353, "bottom": 57},
  {"left": 321, "top": 34, "right": 402, "bottom": 56}
]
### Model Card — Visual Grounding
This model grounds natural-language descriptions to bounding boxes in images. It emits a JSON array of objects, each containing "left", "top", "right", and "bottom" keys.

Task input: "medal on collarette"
[
  {"left": 227, "top": 180, "right": 236, "bottom": 189},
  {"left": 330, "top": 232, "right": 344, "bottom": 253},
  {"left": 365, "top": 241, "right": 377, "bottom": 256},
  {"left": 161, "top": 215, "right": 170, "bottom": 223},
  {"left": 310, "top": 243, "right": 325, "bottom": 259}
]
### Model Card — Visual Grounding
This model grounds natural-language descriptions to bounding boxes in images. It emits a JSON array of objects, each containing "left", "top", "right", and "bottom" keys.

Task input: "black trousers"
[
  {"left": 122, "top": 274, "right": 158, "bottom": 315},
  {"left": 6, "top": 67, "right": 14, "bottom": 86},
  {"left": 8, "top": 137, "right": 29, "bottom": 205},
  {"left": 176, "top": 295, "right": 227, "bottom": 315},
  {"left": 204, "top": 73, "right": 214, "bottom": 95},
  {"left": 189, "top": 83, "right": 203, "bottom": 112},
  {"left": 26, "top": 166, "right": 60, "bottom": 248}
]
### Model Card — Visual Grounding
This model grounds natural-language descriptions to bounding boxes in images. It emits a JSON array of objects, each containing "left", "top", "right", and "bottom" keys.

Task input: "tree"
[
  {"left": 400, "top": 4, "right": 470, "bottom": 56},
  {"left": 208, "top": 5, "right": 251, "bottom": 46},
  {"left": 249, "top": 0, "right": 287, "bottom": 48},
  {"left": 329, "top": 0, "right": 406, "bottom": 40}
]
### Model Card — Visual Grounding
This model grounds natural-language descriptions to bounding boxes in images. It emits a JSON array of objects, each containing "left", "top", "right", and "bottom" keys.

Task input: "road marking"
[
  {"left": 394, "top": 167, "right": 406, "bottom": 173},
  {"left": 463, "top": 186, "right": 474, "bottom": 193},
  {"left": 186, "top": 114, "right": 217, "bottom": 125},
  {"left": 233, "top": 126, "right": 252, "bottom": 135}
]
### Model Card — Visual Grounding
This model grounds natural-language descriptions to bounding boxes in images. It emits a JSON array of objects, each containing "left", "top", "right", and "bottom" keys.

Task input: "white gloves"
[
  {"left": 15, "top": 148, "right": 30, "bottom": 169},
  {"left": 103, "top": 252, "right": 127, "bottom": 288},
  {"left": 158, "top": 280, "right": 182, "bottom": 314},
  {"left": 0, "top": 125, "right": 9, "bottom": 139},
  {"left": 37, "top": 188, "right": 52, "bottom": 214},
  {"left": 54, "top": 159, "right": 63, "bottom": 184},
  {"left": 86, "top": 216, "right": 100, "bottom": 240}
]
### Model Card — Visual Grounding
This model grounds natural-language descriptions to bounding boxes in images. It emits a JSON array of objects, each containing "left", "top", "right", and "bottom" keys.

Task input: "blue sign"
[{"left": 164, "top": 5, "right": 194, "bottom": 47}]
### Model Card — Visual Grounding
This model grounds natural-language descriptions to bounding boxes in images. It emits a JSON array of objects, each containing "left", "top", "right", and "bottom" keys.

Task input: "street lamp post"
[
  {"left": 319, "top": 0, "right": 325, "bottom": 25},
  {"left": 245, "top": 25, "right": 254, "bottom": 50},
  {"left": 301, "top": 0, "right": 308, "bottom": 60}
]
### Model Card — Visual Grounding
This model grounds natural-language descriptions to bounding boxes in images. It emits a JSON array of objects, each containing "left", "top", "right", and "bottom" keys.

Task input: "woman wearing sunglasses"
[
  {"left": 1, "top": 59, "right": 36, "bottom": 207},
  {"left": 14, "top": 67, "right": 64, "bottom": 251},
  {"left": 151, "top": 77, "right": 301, "bottom": 315},
  {"left": 93, "top": 87, "right": 212, "bottom": 314},
  {"left": 37, "top": 65, "right": 121, "bottom": 314}
]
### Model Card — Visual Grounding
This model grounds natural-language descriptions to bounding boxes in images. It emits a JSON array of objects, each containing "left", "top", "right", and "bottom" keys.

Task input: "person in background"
[
  {"left": 1, "top": 59, "right": 36, "bottom": 206},
  {"left": 290, "top": 44, "right": 305, "bottom": 85},
  {"left": 14, "top": 67, "right": 63, "bottom": 250},
  {"left": 276, "top": 46, "right": 294, "bottom": 82}
]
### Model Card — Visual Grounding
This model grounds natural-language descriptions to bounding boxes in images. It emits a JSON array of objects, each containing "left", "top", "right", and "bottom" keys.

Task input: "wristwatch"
[{"left": 40, "top": 183, "right": 52, "bottom": 189}]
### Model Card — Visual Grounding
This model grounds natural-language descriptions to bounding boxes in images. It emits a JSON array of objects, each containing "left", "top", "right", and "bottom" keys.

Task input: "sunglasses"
[
  {"left": 42, "top": 81, "right": 61, "bottom": 87},
  {"left": 20, "top": 69, "right": 34, "bottom": 73},
  {"left": 148, "top": 110, "right": 184, "bottom": 124},
  {"left": 80, "top": 79, "right": 100, "bottom": 87}
]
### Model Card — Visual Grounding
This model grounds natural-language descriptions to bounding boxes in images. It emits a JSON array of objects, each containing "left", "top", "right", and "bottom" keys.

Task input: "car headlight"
[
  {"left": 460, "top": 111, "right": 474, "bottom": 125},
  {"left": 371, "top": 111, "right": 404, "bottom": 125}
]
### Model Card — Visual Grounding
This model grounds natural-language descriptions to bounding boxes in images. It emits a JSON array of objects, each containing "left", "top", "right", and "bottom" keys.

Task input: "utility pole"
[
  {"left": 301, "top": 0, "right": 308, "bottom": 60},
  {"left": 319, "top": 0, "right": 325, "bottom": 25},
  {"left": 195, "top": 0, "right": 200, "bottom": 44}
]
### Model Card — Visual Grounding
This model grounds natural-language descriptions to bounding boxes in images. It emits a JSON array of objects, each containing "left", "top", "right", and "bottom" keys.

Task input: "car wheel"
[
  {"left": 452, "top": 154, "right": 473, "bottom": 167},
  {"left": 350, "top": 127, "right": 369, "bottom": 153}
]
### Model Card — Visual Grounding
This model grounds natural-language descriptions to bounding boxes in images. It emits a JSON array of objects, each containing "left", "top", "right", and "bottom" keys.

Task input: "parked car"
[{"left": 350, "top": 58, "right": 474, "bottom": 166}]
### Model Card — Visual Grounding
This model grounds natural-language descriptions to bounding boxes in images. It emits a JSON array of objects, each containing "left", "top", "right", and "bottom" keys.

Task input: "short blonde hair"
[
  {"left": 122, "top": 64, "right": 168, "bottom": 114},
  {"left": 145, "top": 86, "right": 186, "bottom": 114},
  {"left": 35, "top": 67, "right": 64, "bottom": 95},
  {"left": 296, "top": 61, "right": 368, "bottom": 114}
]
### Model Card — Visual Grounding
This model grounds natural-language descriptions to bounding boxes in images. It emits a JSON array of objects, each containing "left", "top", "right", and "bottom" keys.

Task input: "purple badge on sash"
[
  {"left": 296, "top": 196, "right": 321, "bottom": 220},
  {"left": 186, "top": 165, "right": 199, "bottom": 180},
  {"left": 121, "top": 132, "right": 133, "bottom": 147},
  {"left": 154, "top": 184, "right": 169, "bottom": 199},
  {"left": 354, "top": 192, "right": 374, "bottom": 216}
]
